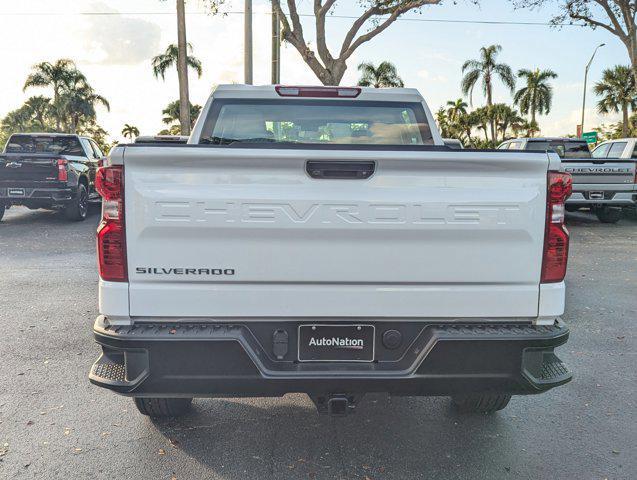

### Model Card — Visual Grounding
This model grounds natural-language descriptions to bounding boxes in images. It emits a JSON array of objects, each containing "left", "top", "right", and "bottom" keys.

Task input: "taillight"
[
  {"left": 541, "top": 171, "right": 572, "bottom": 283},
  {"left": 57, "top": 159, "right": 68, "bottom": 182},
  {"left": 96, "top": 165, "right": 127, "bottom": 282},
  {"left": 275, "top": 85, "right": 361, "bottom": 98}
]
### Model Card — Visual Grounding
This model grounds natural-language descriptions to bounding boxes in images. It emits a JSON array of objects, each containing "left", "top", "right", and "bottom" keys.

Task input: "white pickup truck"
[{"left": 89, "top": 85, "right": 572, "bottom": 417}]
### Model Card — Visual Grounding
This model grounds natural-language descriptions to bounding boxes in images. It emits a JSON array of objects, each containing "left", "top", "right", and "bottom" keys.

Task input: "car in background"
[
  {"left": 498, "top": 137, "right": 591, "bottom": 158},
  {"left": 0, "top": 133, "right": 104, "bottom": 222},
  {"left": 498, "top": 137, "right": 636, "bottom": 223}
]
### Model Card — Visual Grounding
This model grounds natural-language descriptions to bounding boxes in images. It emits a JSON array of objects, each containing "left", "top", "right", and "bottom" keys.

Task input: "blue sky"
[{"left": 0, "top": 0, "right": 628, "bottom": 139}]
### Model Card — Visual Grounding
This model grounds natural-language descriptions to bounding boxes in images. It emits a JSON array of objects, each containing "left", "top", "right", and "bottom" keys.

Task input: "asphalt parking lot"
[{"left": 0, "top": 206, "right": 635, "bottom": 480}]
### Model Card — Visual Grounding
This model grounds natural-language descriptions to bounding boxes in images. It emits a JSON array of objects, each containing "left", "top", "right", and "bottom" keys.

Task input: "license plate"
[
  {"left": 8, "top": 188, "right": 25, "bottom": 197},
  {"left": 589, "top": 191, "right": 604, "bottom": 200},
  {"left": 298, "top": 324, "right": 375, "bottom": 362}
]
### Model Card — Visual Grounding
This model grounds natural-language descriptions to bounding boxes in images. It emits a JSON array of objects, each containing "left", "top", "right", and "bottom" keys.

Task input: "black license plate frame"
[{"left": 297, "top": 324, "right": 375, "bottom": 362}]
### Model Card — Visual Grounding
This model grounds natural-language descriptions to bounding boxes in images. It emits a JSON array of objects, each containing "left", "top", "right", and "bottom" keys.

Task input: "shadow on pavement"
[
  {"left": 149, "top": 395, "right": 516, "bottom": 479},
  {"left": 0, "top": 203, "right": 101, "bottom": 226}
]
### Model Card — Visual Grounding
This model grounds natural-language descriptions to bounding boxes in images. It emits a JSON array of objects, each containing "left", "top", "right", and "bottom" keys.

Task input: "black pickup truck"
[{"left": 0, "top": 133, "right": 104, "bottom": 221}]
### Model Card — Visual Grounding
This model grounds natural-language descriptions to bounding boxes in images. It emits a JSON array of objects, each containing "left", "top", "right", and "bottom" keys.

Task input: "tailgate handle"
[{"left": 306, "top": 161, "right": 375, "bottom": 180}]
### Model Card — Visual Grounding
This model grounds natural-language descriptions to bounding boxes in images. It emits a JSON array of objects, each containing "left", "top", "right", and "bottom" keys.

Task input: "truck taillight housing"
[
  {"left": 95, "top": 165, "right": 127, "bottom": 282},
  {"left": 57, "top": 159, "right": 68, "bottom": 182},
  {"left": 541, "top": 171, "right": 572, "bottom": 283}
]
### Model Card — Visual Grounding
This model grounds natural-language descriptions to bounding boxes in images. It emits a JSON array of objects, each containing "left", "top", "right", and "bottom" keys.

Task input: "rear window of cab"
[{"left": 199, "top": 99, "right": 434, "bottom": 148}]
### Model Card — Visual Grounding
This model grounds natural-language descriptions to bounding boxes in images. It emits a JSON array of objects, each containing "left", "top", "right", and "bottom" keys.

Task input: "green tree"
[
  {"left": 446, "top": 98, "right": 468, "bottom": 123},
  {"left": 122, "top": 124, "right": 140, "bottom": 140},
  {"left": 22, "top": 96, "right": 53, "bottom": 131},
  {"left": 152, "top": 43, "right": 203, "bottom": 80},
  {"left": 594, "top": 65, "right": 637, "bottom": 138},
  {"left": 492, "top": 103, "right": 525, "bottom": 142},
  {"left": 357, "top": 61, "right": 404, "bottom": 88},
  {"left": 162, "top": 100, "right": 202, "bottom": 129},
  {"left": 513, "top": 68, "right": 557, "bottom": 130},
  {"left": 435, "top": 108, "right": 452, "bottom": 138},
  {"left": 23, "top": 59, "right": 84, "bottom": 130},
  {"left": 461, "top": 45, "right": 516, "bottom": 144},
  {"left": 472, "top": 107, "right": 491, "bottom": 143},
  {"left": 58, "top": 72, "right": 110, "bottom": 134}
]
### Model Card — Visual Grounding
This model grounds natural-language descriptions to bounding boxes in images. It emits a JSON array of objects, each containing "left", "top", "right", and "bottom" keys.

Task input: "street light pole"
[
  {"left": 580, "top": 43, "right": 605, "bottom": 136},
  {"left": 244, "top": 0, "right": 253, "bottom": 85}
]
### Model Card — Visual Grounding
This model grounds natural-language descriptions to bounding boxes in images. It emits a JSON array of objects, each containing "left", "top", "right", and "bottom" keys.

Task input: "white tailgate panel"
[{"left": 125, "top": 147, "right": 548, "bottom": 318}]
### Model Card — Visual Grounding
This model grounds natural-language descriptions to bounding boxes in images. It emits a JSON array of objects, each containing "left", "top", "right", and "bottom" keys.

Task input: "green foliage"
[
  {"left": 122, "top": 124, "right": 140, "bottom": 139},
  {"left": 461, "top": 45, "right": 516, "bottom": 106},
  {"left": 161, "top": 100, "right": 202, "bottom": 131},
  {"left": 594, "top": 65, "right": 636, "bottom": 115},
  {"left": 2, "top": 58, "right": 111, "bottom": 146},
  {"left": 514, "top": 68, "right": 557, "bottom": 123},
  {"left": 436, "top": 102, "right": 527, "bottom": 149},
  {"left": 152, "top": 44, "right": 203, "bottom": 81},
  {"left": 593, "top": 113, "right": 637, "bottom": 142},
  {"left": 594, "top": 65, "right": 637, "bottom": 137},
  {"left": 357, "top": 61, "right": 404, "bottom": 88}
]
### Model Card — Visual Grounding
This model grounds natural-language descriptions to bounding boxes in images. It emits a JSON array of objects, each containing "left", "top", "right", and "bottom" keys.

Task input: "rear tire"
[
  {"left": 133, "top": 397, "right": 193, "bottom": 417},
  {"left": 451, "top": 393, "right": 512, "bottom": 414},
  {"left": 595, "top": 206, "right": 622, "bottom": 224},
  {"left": 64, "top": 183, "right": 88, "bottom": 221},
  {"left": 0, "top": 204, "right": 5, "bottom": 222}
]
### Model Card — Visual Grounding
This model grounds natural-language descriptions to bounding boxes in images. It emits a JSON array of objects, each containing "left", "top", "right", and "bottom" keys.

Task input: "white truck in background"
[
  {"left": 89, "top": 85, "right": 572, "bottom": 418},
  {"left": 499, "top": 137, "right": 637, "bottom": 223}
]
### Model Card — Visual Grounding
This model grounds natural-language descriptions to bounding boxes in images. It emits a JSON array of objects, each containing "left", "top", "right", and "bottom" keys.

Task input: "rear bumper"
[
  {"left": 0, "top": 185, "right": 76, "bottom": 206},
  {"left": 90, "top": 316, "right": 572, "bottom": 398},
  {"left": 567, "top": 185, "right": 637, "bottom": 206}
]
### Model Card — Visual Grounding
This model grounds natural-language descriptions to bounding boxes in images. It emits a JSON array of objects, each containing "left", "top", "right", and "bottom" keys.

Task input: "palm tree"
[
  {"left": 514, "top": 68, "right": 558, "bottom": 132},
  {"left": 122, "top": 124, "right": 140, "bottom": 140},
  {"left": 472, "top": 107, "right": 491, "bottom": 143},
  {"left": 594, "top": 65, "right": 637, "bottom": 138},
  {"left": 23, "top": 96, "right": 53, "bottom": 130},
  {"left": 23, "top": 59, "right": 84, "bottom": 130},
  {"left": 357, "top": 61, "right": 404, "bottom": 88},
  {"left": 151, "top": 43, "right": 203, "bottom": 81},
  {"left": 58, "top": 72, "right": 110, "bottom": 133},
  {"left": 492, "top": 104, "right": 524, "bottom": 142},
  {"left": 461, "top": 45, "right": 516, "bottom": 144},
  {"left": 446, "top": 99, "right": 468, "bottom": 123},
  {"left": 435, "top": 108, "right": 452, "bottom": 138},
  {"left": 162, "top": 100, "right": 202, "bottom": 128}
]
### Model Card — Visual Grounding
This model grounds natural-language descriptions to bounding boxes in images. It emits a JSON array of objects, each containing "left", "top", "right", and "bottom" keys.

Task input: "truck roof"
[
  {"left": 508, "top": 137, "right": 586, "bottom": 143},
  {"left": 212, "top": 84, "right": 425, "bottom": 103},
  {"left": 9, "top": 132, "right": 81, "bottom": 137}
]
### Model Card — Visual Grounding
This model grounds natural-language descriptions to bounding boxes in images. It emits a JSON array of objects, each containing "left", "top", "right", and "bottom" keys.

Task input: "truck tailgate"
[
  {"left": 562, "top": 159, "right": 635, "bottom": 184},
  {"left": 123, "top": 147, "right": 549, "bottom": 318},
  {"left": 0, "top": 154, "right": 60, "bottom": 184}
]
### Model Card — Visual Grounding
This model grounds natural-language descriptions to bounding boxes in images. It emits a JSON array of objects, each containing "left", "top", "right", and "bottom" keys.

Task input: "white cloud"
[{"left": 77, "top": 2, "right": 162, "bottom": 65}]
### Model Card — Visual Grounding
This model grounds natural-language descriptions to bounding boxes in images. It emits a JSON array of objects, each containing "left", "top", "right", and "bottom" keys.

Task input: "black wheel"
[
  {"left": 0, "top": 204, "right": 5, "bottom": 222},
  {"left": 595, "top": 206, "right": 622, "bottom": 224},
  {"left": 451, "top": 393, "right": 512, "bottom": 414},
  {"left": 133, "top": 397, "right": 193, "bottom": 417},
  {"left": 64, "top": 183, "right": 88, "bottom": 221}
]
